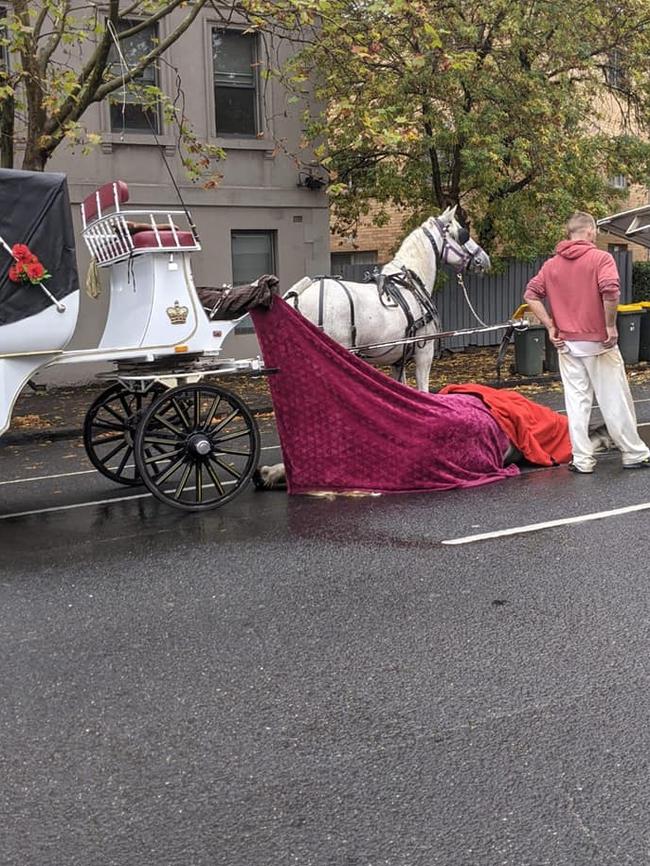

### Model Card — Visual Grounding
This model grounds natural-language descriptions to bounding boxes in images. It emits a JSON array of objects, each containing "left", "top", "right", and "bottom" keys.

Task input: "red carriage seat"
[
  {"left": 80, "top": 180, "right": 199, "bottom": 263},
  {"left": 81, "top": 181, "right": 130, "bottom": 227},
  {"left": 131, "top": 229, "right": 196, "bottom": 248}
]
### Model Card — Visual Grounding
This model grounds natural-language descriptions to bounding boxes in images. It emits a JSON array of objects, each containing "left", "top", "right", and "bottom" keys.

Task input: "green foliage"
[
  {"left": 250, "top": 0, "right": 650, "bottom": 258},
  {"left": 0, "top": 0, "right": 223, "bottom": 181},
  {"left": 632, "top": 262, "right": 650, "bottom": 302}
]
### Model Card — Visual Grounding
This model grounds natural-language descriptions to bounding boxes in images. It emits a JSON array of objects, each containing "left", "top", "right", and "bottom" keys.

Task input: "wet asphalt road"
[{"left": 2, "top": 405, "right": 650, "bottom": 866}]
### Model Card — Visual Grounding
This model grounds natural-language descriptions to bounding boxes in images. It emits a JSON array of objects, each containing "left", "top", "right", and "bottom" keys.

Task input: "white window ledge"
[
  {"left": 101, "top": 132, "right": 176, "bottom": 154},
  {"left": 211, "top": 136, "right": 273, "bottom": 152}
]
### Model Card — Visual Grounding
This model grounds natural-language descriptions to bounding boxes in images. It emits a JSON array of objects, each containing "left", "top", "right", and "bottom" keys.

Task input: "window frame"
[
  {"left": 231, "top": 229, "right": 277, "bottom": 332},
  {"left": 608, "top": 174, "right": 628, "bottom": 191},
  {"left": 107, "top": 18, "right": 162, "bottom": 137},
  {"left": 0, "top": 6, "right": 8, "bottom": 74},
  {"left": 205, "top": 21, "right": 271, "bottom": 150}
]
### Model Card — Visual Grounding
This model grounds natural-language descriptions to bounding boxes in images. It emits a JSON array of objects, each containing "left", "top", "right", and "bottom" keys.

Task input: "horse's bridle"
[{"left": 422, "top": 219, "right": 473, "bottom": 271}]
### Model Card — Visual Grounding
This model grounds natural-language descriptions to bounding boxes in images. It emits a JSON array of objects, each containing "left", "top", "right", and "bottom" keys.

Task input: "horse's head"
[{"left": 423, "top": 206, "right": 491, "bottom": 274}]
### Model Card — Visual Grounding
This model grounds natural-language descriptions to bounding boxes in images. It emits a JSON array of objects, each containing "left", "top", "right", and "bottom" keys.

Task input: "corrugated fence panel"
[{"left": 339, "top": 252, "right": 633, "bottom": 350}]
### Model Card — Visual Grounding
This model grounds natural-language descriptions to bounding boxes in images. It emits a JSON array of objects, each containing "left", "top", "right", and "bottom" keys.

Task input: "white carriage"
[{"left": 0, "top": 170, "right": 267, "bottom": 511}]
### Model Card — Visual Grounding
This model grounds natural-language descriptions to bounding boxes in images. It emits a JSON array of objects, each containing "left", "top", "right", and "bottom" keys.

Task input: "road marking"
[
  {"left": 0, "top": 476, "right": 252, "bottom": 520},
  {"left": 0, "top": 491, "right": 154, "bottom": 519},
  {"left": 0, "top": 444, "right": 281, "bottom": 487},
  {"left": 442, "top": 501, "right": 650, "bottom": 545}
]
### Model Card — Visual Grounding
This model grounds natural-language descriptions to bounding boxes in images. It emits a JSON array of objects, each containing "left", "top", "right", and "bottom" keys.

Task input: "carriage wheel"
[
  {"left": 133, "top": 383, "right": 260, "bottom": 511},
  {"left": 83, "top": 383, "right": 161, "bottom": 486}
]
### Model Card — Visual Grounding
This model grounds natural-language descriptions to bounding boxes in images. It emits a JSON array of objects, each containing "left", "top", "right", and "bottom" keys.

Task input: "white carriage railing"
[{"left": 82, "top": 209, "right": 200, "bottom": 266}]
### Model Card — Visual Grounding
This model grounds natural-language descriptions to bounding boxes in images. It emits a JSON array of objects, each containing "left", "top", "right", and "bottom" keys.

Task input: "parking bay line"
[
  {"left": 0, "top": 444, "right": 281, "bottom": 487},
  {"left": 0, "top": 475, "right": 257, "bottom": 521},
  {"left": 442, "top": 501, "right": 650, "bottom": 545}
]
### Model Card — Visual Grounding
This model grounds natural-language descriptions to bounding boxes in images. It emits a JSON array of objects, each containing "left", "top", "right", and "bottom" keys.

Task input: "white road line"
[
  {"left": 442, "top": 501, "right": 650, "bottom": 545},
  {"left": 0, "top": 444, "right": 281, "bottom": 487},
  {"left": 0, "top": 476, "right": 249, "bottom": 520},
  {"left": 0, "top": 492, "right": 154, "bottom": 519}
]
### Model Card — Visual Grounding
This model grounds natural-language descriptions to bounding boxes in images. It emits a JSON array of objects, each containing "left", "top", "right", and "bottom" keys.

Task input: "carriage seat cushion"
[{"left": 131, "top": 229, "right": 196, "bottom": 249}]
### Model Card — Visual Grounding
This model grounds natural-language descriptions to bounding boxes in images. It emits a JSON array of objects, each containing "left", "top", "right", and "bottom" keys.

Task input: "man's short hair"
[{"left": 566, "top": 211, "right": 596, "bottom": 238}]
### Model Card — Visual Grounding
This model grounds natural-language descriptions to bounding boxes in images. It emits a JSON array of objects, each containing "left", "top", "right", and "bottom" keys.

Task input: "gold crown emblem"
[{"left": 166, "top": 300, "right": 189, "bottom": 325}]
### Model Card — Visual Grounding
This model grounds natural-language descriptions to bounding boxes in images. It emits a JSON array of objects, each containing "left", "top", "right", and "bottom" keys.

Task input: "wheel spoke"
[
  {"left": 101, "top": 403, "right": 128, "bottom": 425},
  {"left": 101, "top": 439, "right": 128, "bottom": 463},
  {"left": 118, "top": 392, "right": 132, "bottom": 417},
  {"left": 210, "top": 428, "right": 251, "bottom": 445},
  {"left": 171, "top": 398, "right": 192, "bottom": 431},
  {"left": 193, "top": 390, "right": 202, "bottom": 429},
  {"left": 195, "top": 462, "right": 203, "bottom": 503},
  {"left": 214, "top": 447, "right": 252, "bottom": 457},
  {"left": 91, "top": 433, "right": 126, "bottom": 447},
  {"left": 174, "top": 462, "right": 193, "bottom": 500},
  {"left": 208, "top": 408, "right": 241, "bottom": 437},
  {"left": 202, "top": 395, "right": 222, "bottom": 431},
  {"left": 142, "top": 433, "right": 182, "bottom": 447},
  {"left": 208, "top": 453, "right": 242, "bottom": 480},
  {"left": 204, "top": 458, "right": 225, "bottom": 496},
  {"left": 155, "top": 452, "right": 189, "bottom": 485},
  {"left": 93, "top": 419, "right": 126, "bottom": 432},
  {"left": 115, "top": 445, "right": 133, "bottom": 477},
  {"left": 152, "top": 412, "right": 185, "bottom": 436},
  {"left": 143, "top": 446, "right": 185, "bottom": 465}
]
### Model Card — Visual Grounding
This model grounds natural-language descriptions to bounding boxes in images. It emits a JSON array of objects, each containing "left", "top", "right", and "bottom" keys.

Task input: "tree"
[
  {"left": 0, "top": 0, "right": 230, "bottom": 172},
  {"left": 249, "top": 0, "right": 650, "bottom": 257}
]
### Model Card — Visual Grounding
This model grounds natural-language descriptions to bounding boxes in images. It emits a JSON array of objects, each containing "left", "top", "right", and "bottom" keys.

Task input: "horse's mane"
[{"left": 386, "top": 225, "right": 434, "bottom": 286}]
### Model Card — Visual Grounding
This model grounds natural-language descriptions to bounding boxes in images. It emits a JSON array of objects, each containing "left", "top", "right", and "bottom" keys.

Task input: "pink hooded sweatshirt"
[{"left": 524, "top": 240, "right": 620, "bottom": 342}]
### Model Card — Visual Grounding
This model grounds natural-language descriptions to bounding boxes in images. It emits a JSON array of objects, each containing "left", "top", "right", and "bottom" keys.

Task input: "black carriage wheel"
[
  {"left": 133, "top": 383, "right": 260, "bottom": 511},
  {"left": 83, "top": 383, "right": 161, "bottom": 486}
]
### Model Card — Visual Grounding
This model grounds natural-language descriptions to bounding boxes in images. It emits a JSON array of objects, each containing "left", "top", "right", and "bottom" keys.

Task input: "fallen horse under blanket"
[{"left": 249, "top": 297, "right": 588, "bottom": 495}]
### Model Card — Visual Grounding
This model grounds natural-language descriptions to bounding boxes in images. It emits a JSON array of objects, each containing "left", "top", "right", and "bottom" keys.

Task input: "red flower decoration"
[
  {"left": 25, "top": 261, "right": 45, "bottom": 281},
  {"left": 7, "top": 243, "right": 51, "bottom": 286},
  {"left": 11, "top": 243, "right": 33, "bottom": 263}
]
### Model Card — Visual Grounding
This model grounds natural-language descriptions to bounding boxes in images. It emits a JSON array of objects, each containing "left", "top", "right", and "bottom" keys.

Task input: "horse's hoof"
[
  {"left": 252, "top": 468, "right": 266, "bottom": 490},
  {"left": 252, "top": 464, "right": 288, "bottom": 491}
]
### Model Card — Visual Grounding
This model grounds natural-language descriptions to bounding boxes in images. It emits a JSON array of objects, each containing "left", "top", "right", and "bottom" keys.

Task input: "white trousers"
[{"left": 558, "top": 347, "right": 650, "bottom": 470}]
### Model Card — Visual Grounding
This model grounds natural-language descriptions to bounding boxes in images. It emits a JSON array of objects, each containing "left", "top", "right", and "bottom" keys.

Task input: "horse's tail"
[{"left": 283, "top": 276, "right": 314, "bottom": 309}]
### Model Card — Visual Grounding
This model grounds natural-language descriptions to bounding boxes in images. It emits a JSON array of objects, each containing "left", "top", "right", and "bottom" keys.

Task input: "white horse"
[{"left": 285, "top": 206, "right": 491, "bottom": 392}]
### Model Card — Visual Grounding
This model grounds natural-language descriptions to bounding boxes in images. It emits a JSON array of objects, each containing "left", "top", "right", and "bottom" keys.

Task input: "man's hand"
[
  {"left": 548, "top": 325, "right": 565, "bottom": 349},
  {"left": 603, "top": 325, "right": 618, "bottom": 348}
]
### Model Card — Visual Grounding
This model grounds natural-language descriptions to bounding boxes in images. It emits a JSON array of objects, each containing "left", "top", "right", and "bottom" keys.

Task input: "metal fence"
[{"left": 338, "top": 251, "right": 633, "bottom": 350}]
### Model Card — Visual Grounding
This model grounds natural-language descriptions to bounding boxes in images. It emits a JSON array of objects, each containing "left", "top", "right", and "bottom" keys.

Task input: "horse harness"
[
  {"left": 285, "top": 219, "right": 473, "bottom": 373},
  {"left": 287, "top": 269, "right": 440, "bottom": 371}
]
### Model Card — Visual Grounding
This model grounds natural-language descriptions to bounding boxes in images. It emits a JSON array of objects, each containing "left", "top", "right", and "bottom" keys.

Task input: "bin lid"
[
  {"left": 617, "top": 303, "right": 645, "bottom": 313},
  {"left": 638, "top": 301, "right": 650, "bottom": 309}
]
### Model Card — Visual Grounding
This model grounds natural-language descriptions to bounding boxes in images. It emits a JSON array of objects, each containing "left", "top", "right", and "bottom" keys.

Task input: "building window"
[
  {"left": 0, "top": 8, "right": 8, "bottom": 73},
  {"left": 108, "top": 21, "right": 160, "bottom": 134},
  {"left": 231, "top": 230, "right": 275, "bottom": 332},
  {"left": 330, "top": 251, "right": 378, "bottom": 269},
  {"left": 605, "top": 49, "right": 625, "bottom": 90},
  {"left": 231, "top": 231, "right": 275, "bottom": 285},
  {"left": 212, "top": 29, "right": 258, "bottom": 137},
  {"left": 608, "top": 174, "right": 627, "bottom": 190},
  {"left": 608, "top": 243, "right": 628, "bottom": 255}
]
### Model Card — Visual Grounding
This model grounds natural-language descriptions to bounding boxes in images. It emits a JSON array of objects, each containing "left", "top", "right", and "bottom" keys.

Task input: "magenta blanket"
[{"left": 250, "top": 298, "right": 519, "bottom": 494}]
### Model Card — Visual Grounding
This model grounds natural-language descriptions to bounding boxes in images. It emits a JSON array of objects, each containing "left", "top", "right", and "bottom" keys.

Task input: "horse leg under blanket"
[{"left": 254, "top": 436, "right": 522, "bottom": 491}]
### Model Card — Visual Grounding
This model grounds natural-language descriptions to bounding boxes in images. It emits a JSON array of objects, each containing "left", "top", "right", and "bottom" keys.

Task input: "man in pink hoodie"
[{"left": 524, "top": 211, "right": 650, "bottom": 473}]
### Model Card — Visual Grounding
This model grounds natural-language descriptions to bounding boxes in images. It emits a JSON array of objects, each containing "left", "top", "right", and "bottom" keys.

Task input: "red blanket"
[
  {"left": 250, "top": 299, "right": 519, "bottom": 494},
  {"left": 439, "top": 383, "right": 572, "bottom": 466}
]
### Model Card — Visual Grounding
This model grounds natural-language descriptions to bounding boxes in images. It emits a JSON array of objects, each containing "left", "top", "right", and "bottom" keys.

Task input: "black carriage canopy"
[{"left": 0, "top": 169, "right": 79, "bottom": 327}]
